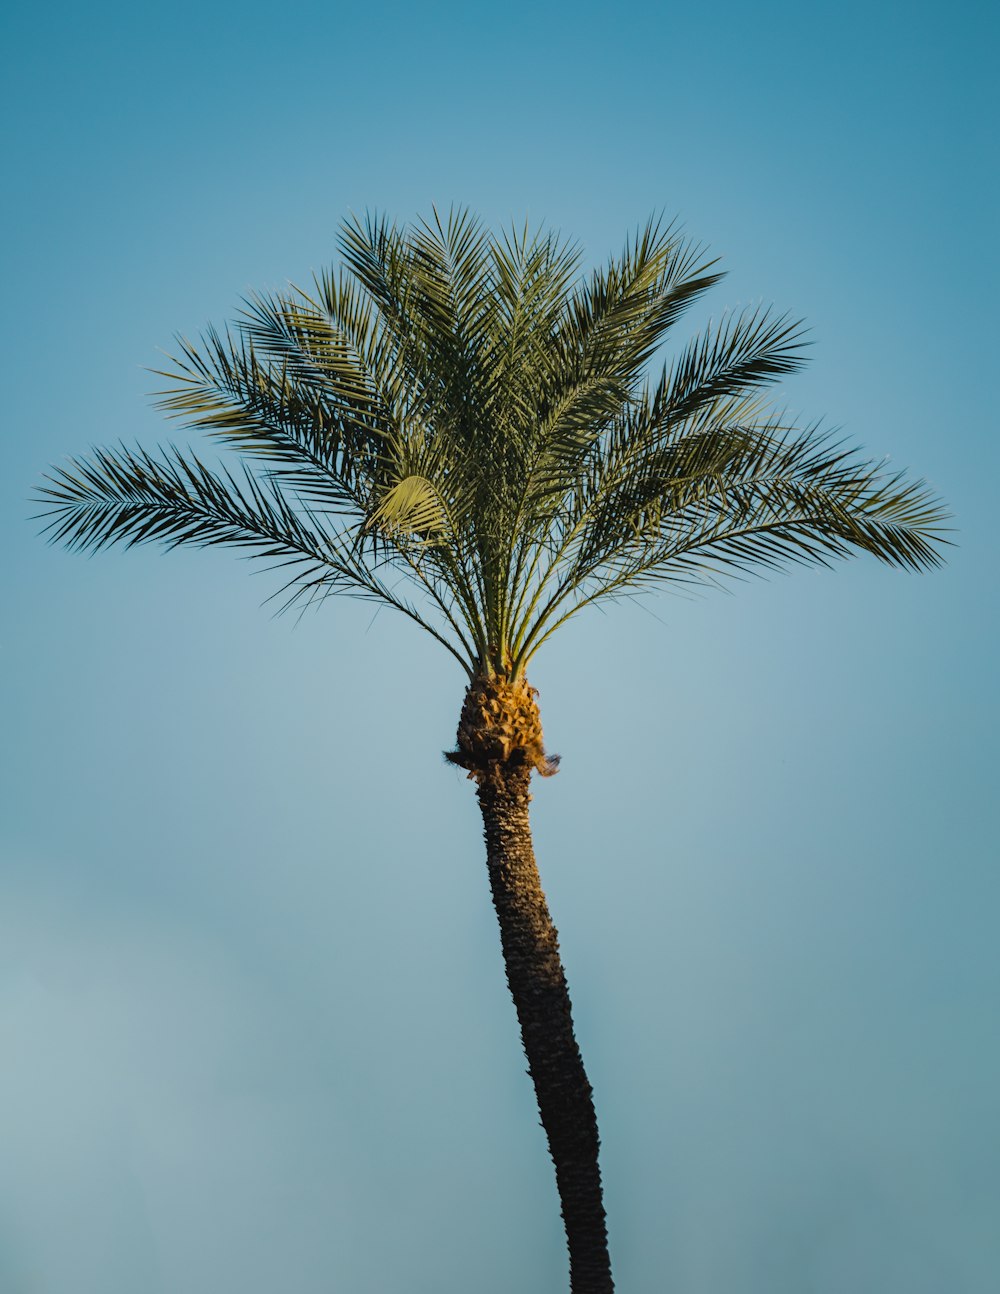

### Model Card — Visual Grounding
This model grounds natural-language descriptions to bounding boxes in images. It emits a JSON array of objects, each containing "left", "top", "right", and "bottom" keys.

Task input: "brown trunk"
[{"left": 476, "top": 761, "right": 614, "bottom": 1292}]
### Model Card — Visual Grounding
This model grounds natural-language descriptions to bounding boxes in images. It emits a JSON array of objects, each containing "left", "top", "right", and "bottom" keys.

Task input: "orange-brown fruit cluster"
[{"left": 446, "top": 675, "right": 560, "bottom": 779}]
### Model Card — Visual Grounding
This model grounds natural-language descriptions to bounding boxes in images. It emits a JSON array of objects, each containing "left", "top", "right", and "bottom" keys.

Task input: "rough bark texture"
[
  {"left": 477, "top": 765, "right": 613, "bottom": 1292},
  {"left": 450, "top": 676, "right": 612, "bottom": 1292}
]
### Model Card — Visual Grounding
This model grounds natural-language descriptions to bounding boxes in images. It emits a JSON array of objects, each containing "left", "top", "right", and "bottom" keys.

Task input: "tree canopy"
[{"left": 38, "top": 209, "right": 947, "bottom": 678}]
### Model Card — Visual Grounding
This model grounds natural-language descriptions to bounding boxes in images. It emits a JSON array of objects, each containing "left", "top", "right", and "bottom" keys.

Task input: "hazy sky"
[{"left": 3, "top": 1, "right": 998, "bottom": 1291}]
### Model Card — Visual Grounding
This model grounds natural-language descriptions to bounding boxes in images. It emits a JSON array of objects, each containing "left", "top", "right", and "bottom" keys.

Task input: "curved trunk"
[{"left": 477, "top": 763, "right": 614, "bottom": 1292}]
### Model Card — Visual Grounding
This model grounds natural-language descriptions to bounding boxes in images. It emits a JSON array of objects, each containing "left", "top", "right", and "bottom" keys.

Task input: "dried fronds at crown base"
[{"left": 446, "top": 675, "right": 560, "bottom": 779}]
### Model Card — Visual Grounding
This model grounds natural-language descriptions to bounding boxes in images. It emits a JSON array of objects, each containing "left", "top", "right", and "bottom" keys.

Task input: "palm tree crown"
[{"left": 38, "top": 209, "right": 947, "bottom": 681}]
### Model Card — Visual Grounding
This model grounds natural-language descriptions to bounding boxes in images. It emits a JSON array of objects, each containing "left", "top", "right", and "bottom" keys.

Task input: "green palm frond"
[
  {"left": 505, "top": 418, "right": 947, "bottom": 667},
  {"left": 35, "top": 442, "right": 474, "bottom": 667},
  {"left": 37, "top": 209, "right": 949, "bottom": 679}
]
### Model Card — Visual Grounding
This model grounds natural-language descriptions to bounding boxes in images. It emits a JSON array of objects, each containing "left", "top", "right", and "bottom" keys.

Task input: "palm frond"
[
  {"left": 34, "top": 442, "right": 476, "bottom": 670},
  {"left": 509, "top": 421, "right": 950, "bottom": 667}
]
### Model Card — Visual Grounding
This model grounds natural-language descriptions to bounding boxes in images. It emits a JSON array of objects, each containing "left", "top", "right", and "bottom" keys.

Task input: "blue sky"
[{"left": 3, "top": 1, "right": 998, "bottom": 1290}]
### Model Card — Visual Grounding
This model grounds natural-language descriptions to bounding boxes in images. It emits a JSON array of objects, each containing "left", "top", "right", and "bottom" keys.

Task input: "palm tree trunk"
[{"left": 477, "top": 764, "right": 614, "bottom": 1293}]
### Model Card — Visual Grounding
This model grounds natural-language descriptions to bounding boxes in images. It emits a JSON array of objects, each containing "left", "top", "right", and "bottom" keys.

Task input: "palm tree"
[{"left": 36, "top": 209, "right": 947, "bottom": 1293}]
